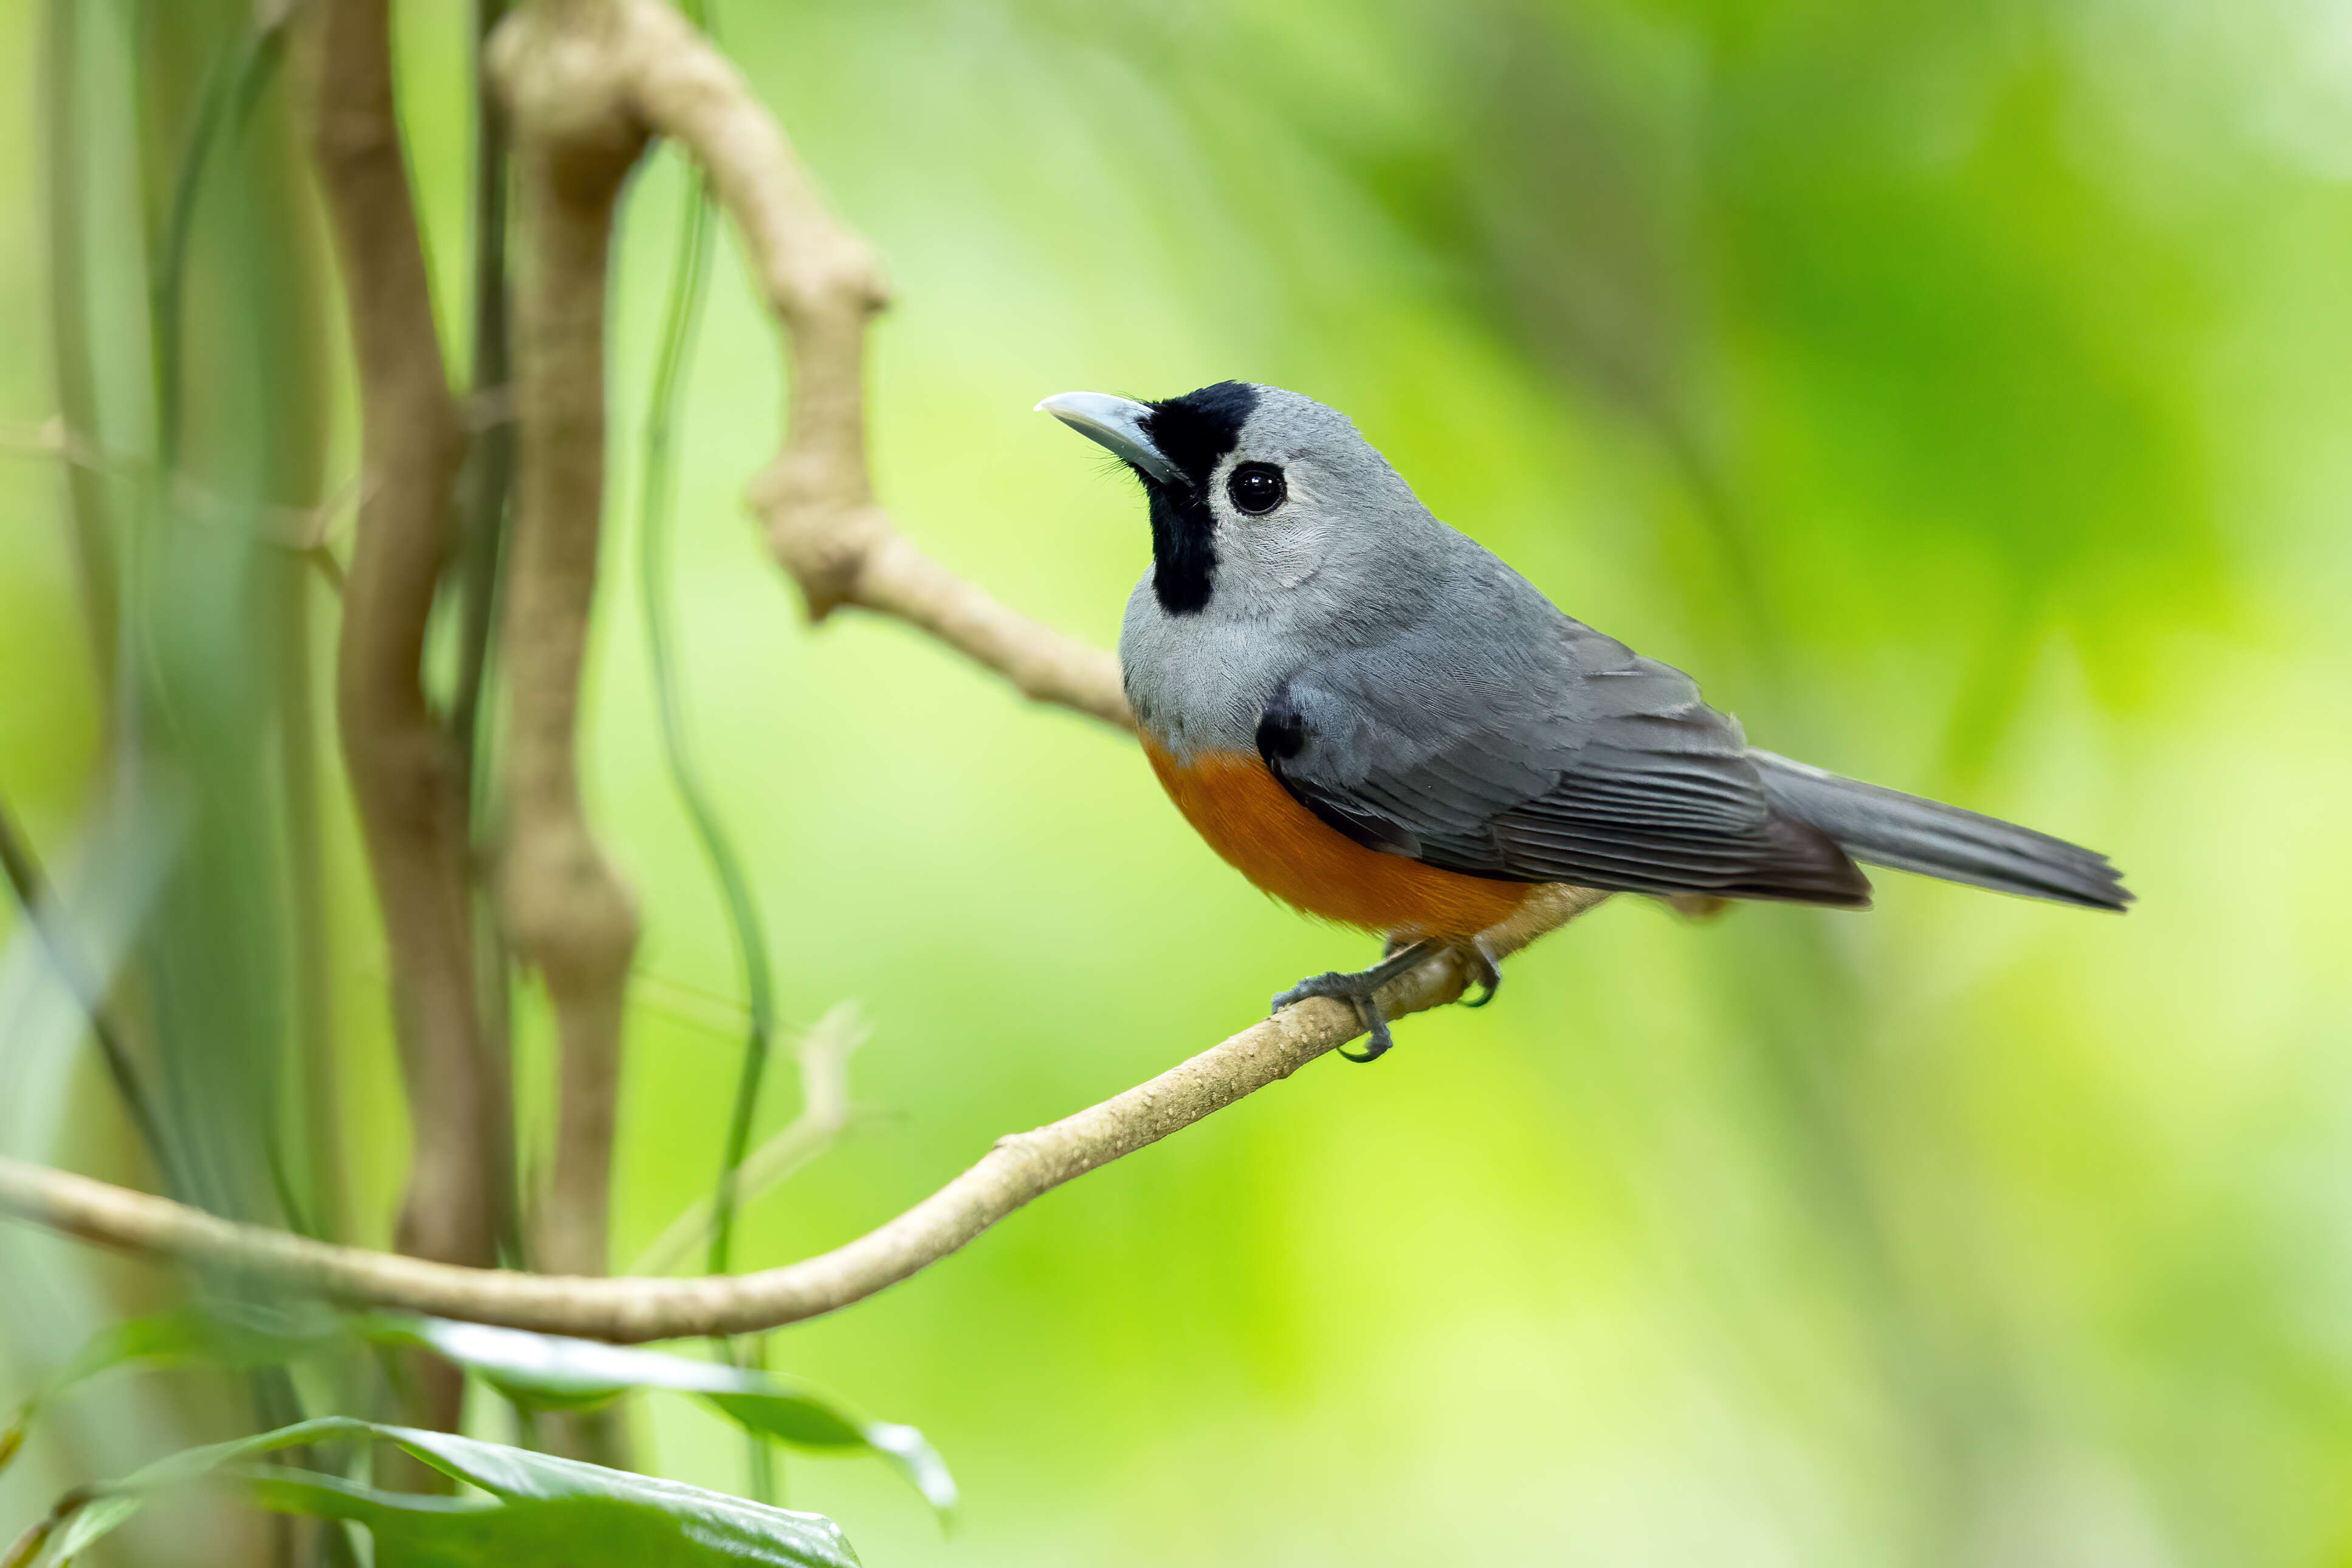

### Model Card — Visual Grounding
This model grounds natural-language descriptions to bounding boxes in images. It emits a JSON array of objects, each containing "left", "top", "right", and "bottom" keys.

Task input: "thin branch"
[
  {"left": 0, "top": 887, "right": 1609, "bottom": 1343},
  {"left": 0, "top": 422, "right": 362, "bottom": 580},
  {"left": 307, "top": 0, "right": 501, "bottom": 1431},
  {"left": 816, "top": 534, "right": 1134, "bottom": 730},
  {"left": 632, "top": 154, "right": 784, "bottom": 1278},
  {"left": 630, "top": 1002, "right": 865, "bottom": 1277}
]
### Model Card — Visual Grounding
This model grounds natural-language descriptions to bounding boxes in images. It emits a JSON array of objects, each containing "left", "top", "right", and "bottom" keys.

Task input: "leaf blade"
[
  {"left": 365, "top": 1316, "right": 954, "bottom": 1522},
  {"left": 17, "top": 1418, "right": 859, "bottom": 1568}
]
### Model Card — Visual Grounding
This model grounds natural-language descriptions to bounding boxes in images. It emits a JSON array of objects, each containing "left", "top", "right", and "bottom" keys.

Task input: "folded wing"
[{"left": 1257, "top": 613, "right": 1874, "bottom": 908}]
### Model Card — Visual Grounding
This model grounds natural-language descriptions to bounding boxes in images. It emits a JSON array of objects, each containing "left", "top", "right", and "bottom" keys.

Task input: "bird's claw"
[
  {"left": 1272, "top": 937, "right": 1456, "bottom": 1063},
  {"left": 1272, "top": 971, "right": 1400, "bottom": 1063},
  {"left": 1459, "top": 938, "right": 1502, "bottom": 1008},
  {"left": 1270, "top": 937, "right": 1504, "bottom": 1063}
]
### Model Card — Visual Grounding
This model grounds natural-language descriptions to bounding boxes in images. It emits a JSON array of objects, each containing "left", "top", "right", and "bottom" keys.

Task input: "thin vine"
[{"left": 631, "top": 0, "right": 783, "bottom": 1500}]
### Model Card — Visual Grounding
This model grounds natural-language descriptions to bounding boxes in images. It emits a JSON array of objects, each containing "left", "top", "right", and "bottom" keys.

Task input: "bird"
[{"left": 1037, "top": 382, "right": 2131, "bottom": 1062}]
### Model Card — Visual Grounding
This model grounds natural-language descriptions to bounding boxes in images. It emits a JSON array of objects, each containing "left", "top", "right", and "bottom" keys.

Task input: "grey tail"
[{"left": 1748, "top": 751, "right": 2131, "bottom": 912}]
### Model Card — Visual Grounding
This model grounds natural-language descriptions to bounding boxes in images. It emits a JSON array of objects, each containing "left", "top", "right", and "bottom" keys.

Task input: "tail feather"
[{"left": 1749, "top": 751, "right": 2131, "bottom": 912}]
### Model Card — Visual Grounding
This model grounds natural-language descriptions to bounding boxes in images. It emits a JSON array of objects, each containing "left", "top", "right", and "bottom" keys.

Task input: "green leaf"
[
  {"left": 9, "top": 1312, "right": 953, "bottom": 1525},
  {"left": 31, "top": 1496, "right": 143, "bottom": 1568},
  {"left": 859, "top": 1422, "right": 958, "bottom": 1522},
  {"left": 3, "top": 1307, "right": 338, "bottom": 1479},
  {"left": 363, "top": 1316, "right": 743, "bottom": 1412},
  {"left": 26, "top": 1417, "right": 350, "bottom": 1568},
  {"left": 364, "top": 1425, "right": 859, "bottom": 1567},
  {"left": 249, "top": 1470, "right": 713, "bottom": 1568},
  {"left": 706, "top": 1398, "right": 957, "bottom": 1522},
  {"left": 703, "top": 1391, "right": 864, "bottom": 1449},
  {"left": 21, "top": 1417, "right": 858, "bottom": 1568},
  {"left": 367, "top": 1317, "right": 956, "bottom": 1522},
  {"left": 50, "top": 1304, "right": 333, "bottom": 1387}
]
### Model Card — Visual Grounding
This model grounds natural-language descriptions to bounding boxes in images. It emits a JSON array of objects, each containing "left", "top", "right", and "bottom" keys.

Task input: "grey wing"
[{"left": 1257, "top": 616, "right": 1873, "bottom": 907}]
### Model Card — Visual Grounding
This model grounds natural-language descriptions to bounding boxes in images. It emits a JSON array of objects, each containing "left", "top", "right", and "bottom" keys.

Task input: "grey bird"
[{"left": 1039, "top": 382, "right": 2130, "bottom": 1061}]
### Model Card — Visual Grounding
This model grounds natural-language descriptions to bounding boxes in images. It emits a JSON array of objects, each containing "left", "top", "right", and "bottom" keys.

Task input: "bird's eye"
[{"left": 1226, "top": 462, "right": 1287, "bottom": 516}]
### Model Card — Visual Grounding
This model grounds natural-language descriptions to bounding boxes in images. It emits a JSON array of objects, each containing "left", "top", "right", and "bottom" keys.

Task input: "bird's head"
[{"left": 1037, "top": 382, "right": 1428, "bottom": 621}]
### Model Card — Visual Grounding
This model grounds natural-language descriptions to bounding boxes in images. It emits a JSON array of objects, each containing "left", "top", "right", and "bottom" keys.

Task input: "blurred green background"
[{"left": 6, "top": 0, "right": 2352, "bottom": 1563}]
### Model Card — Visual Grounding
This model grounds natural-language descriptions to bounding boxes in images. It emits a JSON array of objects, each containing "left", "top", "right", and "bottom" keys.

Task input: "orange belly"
[{"left": 1143, "top": 741, "right": 1530, "bottom": 940}]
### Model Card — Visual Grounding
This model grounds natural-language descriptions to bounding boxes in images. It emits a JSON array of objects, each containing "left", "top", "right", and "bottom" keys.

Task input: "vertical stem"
[
  {"left": 452, "top": 0, "right": 523, "bottom": 1265},
  {"left": 635, "top": 143, "right": 782, "bottom": 1499},
  {"left": 634, "top": 173, "right": 777, "bottom": 1280},
  {"left": 308, "top": 0, "right": 497, "bottom": 1436},
  {"left": 494, "top": 0, "right": 648, "bottom": 1462},
  {"left": 151, "top": 27, "right": 275, "bottom": 477},
  {"left": 278, "top": 545, "right": 345, "bottom": 1243},
  {"left": 39, "top": 0, "right": 122, "bottom": 705},
  {"left": 450, "top": 0, "right": 518, "bottom": 785},
  {"left": 501, "top": 122, "right": 645, "bottom": 1285},
  {"left": 495, "top": 8, "right": 645, "bottom": 1272},
  {"left": 209, "top": 16, "right": 346, "bottom": 1255}
]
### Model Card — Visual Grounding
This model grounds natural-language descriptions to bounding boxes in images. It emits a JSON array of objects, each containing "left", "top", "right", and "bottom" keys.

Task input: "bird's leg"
[
  {"left": 1386, "top": 932, "right": 1500, "bottom": 1006},
  {"left": 1273, "top": 940, "right": 1443, "bottom": 1064}
]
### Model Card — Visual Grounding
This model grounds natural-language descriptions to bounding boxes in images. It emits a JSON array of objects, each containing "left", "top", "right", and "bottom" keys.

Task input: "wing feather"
[{"left": 1257, "top": 613, "right": 1871, "bottom": 908}]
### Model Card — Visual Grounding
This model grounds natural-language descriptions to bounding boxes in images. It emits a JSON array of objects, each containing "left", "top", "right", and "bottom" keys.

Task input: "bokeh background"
[{"left": 6, "top": 0, "right": 2352, "bottom": 1563}]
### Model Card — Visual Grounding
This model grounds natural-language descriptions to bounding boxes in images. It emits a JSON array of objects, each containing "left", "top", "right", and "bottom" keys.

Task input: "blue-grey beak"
[{"left": 1034, "top": 391, "right": 1181, "bottom": 486}]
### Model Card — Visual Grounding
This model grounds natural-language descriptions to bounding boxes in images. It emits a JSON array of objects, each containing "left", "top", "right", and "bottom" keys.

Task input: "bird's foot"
[
  {"left": 1275, "top": 938, "right": 1507, "bottom": 1063},
  {"left": 1273, "top": 971, "right": 1398, "bottom": 1062},
  {"left": 1272, "top": 940, "right": 1446, "bottom": 1064}
]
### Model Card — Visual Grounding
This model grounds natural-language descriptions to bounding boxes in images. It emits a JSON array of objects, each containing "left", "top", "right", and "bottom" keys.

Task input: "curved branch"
[
  {"left": 0, "top": 887, "right": 1607, "bottom": 1343},
  {"left": 599, "top": 0, "right": 1135, "bottom": 730},
  {"left": 827, "top": 537, "right": 1133, "bottom": 731}
]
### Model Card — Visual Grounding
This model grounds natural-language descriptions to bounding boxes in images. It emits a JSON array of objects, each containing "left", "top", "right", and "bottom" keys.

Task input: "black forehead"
[{"left": 1141, "top": 382, "right": 1259, "bottom": 489}]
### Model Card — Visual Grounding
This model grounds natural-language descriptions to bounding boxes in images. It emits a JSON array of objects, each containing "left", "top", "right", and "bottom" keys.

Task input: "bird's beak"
[{"left": 1034, "top": 391, "right": 1181, "bottom": 486}]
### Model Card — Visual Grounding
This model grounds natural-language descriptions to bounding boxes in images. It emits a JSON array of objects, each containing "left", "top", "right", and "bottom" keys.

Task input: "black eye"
[{"left": 1226, "top": 462, "right": 1287, "bottom": 515}]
